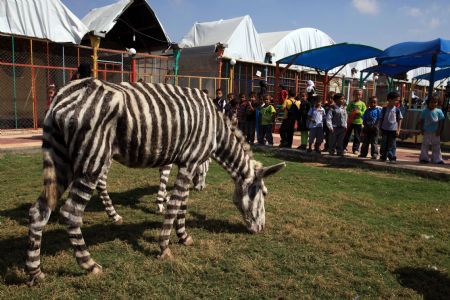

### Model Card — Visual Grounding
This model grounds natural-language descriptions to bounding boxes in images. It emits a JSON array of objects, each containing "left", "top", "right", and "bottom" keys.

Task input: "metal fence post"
[
  {"left": 12, "top": 35, "right": 18, "bottom": 128},
  {"left": 121, "top": 53, "right": 124, "bottom": 82},
  {"left": 62, "top": 45, "right": 66, "bottom": 84},
  {"left": 30, "top": 39, "right": 38, "bottom": 129}
]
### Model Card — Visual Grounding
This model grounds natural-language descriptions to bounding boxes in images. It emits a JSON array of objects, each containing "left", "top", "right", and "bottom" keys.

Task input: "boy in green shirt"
[
  {"left": 258, "top": 95, "right": 277, "bottom": 146},
  {"left": 343, "top": 88, "right": 366, "bottom": 154}
]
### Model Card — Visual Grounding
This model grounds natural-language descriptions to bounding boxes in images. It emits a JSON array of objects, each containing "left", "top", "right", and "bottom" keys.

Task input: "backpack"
[
  {"left": 380, "top": 106, "right": 401, "bottom": 127},
  {"left": 287, "top": 100, "right": 300, "bottom": 121}
]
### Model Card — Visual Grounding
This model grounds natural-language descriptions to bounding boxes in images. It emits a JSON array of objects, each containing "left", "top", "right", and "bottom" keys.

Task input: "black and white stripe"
[{"left": 26, "top": 78, "right": 284, "bottom": 285}]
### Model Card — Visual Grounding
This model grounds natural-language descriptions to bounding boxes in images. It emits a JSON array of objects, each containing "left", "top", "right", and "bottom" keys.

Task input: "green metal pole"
[
  {"left": 427, "top": 54, "right": 437, "bottom": 99},
  {"left": 342, "top": 76, "right": 346, "bottom": 95},
  {"left": 387, "top": 78, "right": 393, "bottom": 91},
  {"left": 12, "top": 35, "right": 18, "bottom": 128},
  {"left": 359, "top": 71, "right": 364, "bottom": 88},
  {"left": 173, "top": 48, "right": 181, "bottom": 85}
]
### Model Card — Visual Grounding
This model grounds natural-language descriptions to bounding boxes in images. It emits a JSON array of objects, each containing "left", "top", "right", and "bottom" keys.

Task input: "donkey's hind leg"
[
  {"left": 155, "top": 164, "right": 173, "bottom": 214},
  {"left": 60, "top": 177, "right": 102, "bottom": 274},
  {"left": 97, "top": 173, "right": 123, "bottom": 224}
]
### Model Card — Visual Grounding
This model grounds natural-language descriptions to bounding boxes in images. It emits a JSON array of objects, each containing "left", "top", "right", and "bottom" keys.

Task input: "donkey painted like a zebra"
[{"left": 26, "top": 78, "right": 284, "bottom": 285}]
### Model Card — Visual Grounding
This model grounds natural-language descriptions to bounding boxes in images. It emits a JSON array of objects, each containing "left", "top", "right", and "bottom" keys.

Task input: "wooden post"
[
  {"left": 216, "top": 45, "right": 225, "bottom": 89},
  {"left": 89, "top": 35, "right": 101, "bottom": 79},
  {"left": 274, "top": 62, "right": 280, "bottom": 102},
  {"left": 229, "top": 64, "right": 234, "bottom": 94}
]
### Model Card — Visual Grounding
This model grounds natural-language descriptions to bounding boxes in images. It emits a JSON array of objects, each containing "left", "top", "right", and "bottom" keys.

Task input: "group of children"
[{"left": 212, "top": 87, "right": 446, "bottom": 165}]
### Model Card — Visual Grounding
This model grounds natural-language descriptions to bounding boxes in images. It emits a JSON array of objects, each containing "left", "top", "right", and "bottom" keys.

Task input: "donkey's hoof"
[
  {"left": 181, "top": 235, "right": 194, "bottom": 246},
  {"left": 89, "top": 263, "right": 103, "bottom": 275},
  {"left": 27, "top": 271, "right": 45, "bottom": 287},
  {"left": 113, "top": 216, "right": 123, "bottom": 225},
  {"left": 158, "top": 248, "right": 174, "bottom": 260}
]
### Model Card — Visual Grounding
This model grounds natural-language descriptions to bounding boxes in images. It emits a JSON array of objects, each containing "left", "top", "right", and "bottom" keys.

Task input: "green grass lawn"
[{"left": 0, "top": 152, "right": 449, "bottom": 299}]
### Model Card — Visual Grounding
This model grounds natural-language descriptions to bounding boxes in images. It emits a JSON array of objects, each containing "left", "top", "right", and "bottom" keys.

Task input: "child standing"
[
  {"left": 418, "top": 97, "right": 446, "bottom": 164},
  {"left": 379, "top": 92, "right": 403, "bottom": 163},
  {"left": 326, "top": 93, "right": 348, "bottom": 156},
  {"left": 307, "top": 96, "right": 326, "bottom": 153},
  {"left": 343, "top": 89, "right": 366, "bottom": 155},
  {"left": 237, "top": 93, "right": 248, "bottom": 134},
  {"left": 360, "top": 97, "right": 381, "bottom": 159},
  {"left": 246, "top": 93, "right": 257, "bottom": 144},
  {"left": 258, "top": 95, "right": 277, "bottom": 146},
  {"left": 322, "top": 91, "right": 335, "bottom": 152},
  {"left": 297, "top": 92, "right": 310, "bottom": 150}
]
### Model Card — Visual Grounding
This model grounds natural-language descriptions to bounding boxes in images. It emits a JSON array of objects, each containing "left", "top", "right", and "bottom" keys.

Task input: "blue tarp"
[
  {"left": 276, "top": 43, "right": 382, "bottom": 72},
  {"left": 377, "top": 38, "right": 450, "bottom": 68},
  {"left": 361, "top": 64, "right": 415, "bottom": 77},
  {"left": 414, "top": 67, "right": 450, "bottom": 81}
]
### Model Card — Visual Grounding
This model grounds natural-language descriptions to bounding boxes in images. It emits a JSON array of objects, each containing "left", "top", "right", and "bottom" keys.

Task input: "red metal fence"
[{"left": 0, "top": 34, "right": 173, "bottom": 129}]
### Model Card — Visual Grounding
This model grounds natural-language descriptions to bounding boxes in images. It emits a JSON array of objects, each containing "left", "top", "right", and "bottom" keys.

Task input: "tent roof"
[
  {"left": 277, "top": 43, "right": 383, "bottom": 72},
  {"left": 377, "top": 38, "right": 450, "bottom": 68},
  {"left": 0, "top": 0, "right": 88, "bottom": 44},
  {"left": 260, "top": 28, "right": 335, "bottom": 60},
  {"left": 82, "top": 0, "right": 171, "bottom": 51},
  {"left": 415, "top": 67, "right": 450, "bottom": 81},
  {"left": 362, "top": 64, "right": 416, "bottom": 77},
  {"left": 83, "top": 0, "right": 131, "bottom": 36},
  {"left": 179, "top": 15, "right": 266, "bottom": 62}
]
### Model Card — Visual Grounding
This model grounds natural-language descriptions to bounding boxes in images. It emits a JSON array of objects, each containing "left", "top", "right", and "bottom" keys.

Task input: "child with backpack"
[
  {"left": 379, "top": 92, "right": 403, "bottom": 163},
  {"left": 359, "top": 97, "right": 381, "bottom": 159},
  {"left": 418, "top": 97, "right": 446, "bottom": 164},
  {"left": 279, "top": 90, "right": 300, "bottom": 148},
  {"left": 297, "top": 92, "right": 310, "bottom": 150},
  {"left": 307, "top": 95, "right": 326, "bottom": 153},
  {"left": 326, "top": 93, "right": 348, "bottom": 156}
]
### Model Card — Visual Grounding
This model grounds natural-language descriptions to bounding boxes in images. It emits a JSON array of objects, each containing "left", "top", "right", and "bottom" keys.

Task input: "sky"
[{"left": 62, "top": 0, "right": 450, "bottom": 49}]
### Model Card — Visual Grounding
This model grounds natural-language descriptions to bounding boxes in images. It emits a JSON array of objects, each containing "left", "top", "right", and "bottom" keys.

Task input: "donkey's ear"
[{"left": 257, "top": 162, "right": 286, "bottom": 178}]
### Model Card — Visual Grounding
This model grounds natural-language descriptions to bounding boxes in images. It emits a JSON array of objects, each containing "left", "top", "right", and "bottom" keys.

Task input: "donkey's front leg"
[{"left": 158, "top": 166, "right": 193, "bottom": 259}]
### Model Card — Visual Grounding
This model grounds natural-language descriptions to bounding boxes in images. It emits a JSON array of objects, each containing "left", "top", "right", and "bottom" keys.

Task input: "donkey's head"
[{"left": 233, "top": 162, "right": 285, "bottom": 233}]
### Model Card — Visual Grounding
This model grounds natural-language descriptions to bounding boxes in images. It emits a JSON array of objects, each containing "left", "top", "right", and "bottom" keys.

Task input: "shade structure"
[
  {"left": 277, "top": 43, "right": 382, "bottom": 72},
  {"left": 377, "top": 38, "right": 450, "bottom": 96},
  {"left": 377, "top": 38, "right": 450, "bottom": 67},
  {"left": 414, "top": 67, "right": 450, "bottom": 82},
  {"left": 361, "top": 64, "right": 416, "bottom": 77}
]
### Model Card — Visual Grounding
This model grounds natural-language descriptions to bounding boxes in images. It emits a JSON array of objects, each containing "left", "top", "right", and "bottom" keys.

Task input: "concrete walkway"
[{"left": 1, "top": 129, "right": 449, "bottom": 180}]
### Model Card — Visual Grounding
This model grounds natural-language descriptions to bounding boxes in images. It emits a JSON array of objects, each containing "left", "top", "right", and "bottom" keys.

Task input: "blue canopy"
[
  {"left": 414, "top": 67, "right": 450, "bottom": 81},
  {"left": 377, "top": 38, "right": 450, "bottom": 68},
  {"left": 377, "top": 38, "right": 450, "bottom": 63},
  {"left": 277, "top": 43, "right": 382, "bottom": 72},
  {"left": 362, "top": 64, "right": 415, "bottom": 77},
  {"left": 377, "top": 38, "right": 450, "bottom": 95}
]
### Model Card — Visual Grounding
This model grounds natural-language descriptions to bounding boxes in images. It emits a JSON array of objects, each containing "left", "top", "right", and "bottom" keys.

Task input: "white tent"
[
  {"left": 260, "top": 28, "right": 335, "bottom": 62},
  {"left": 179, "top": 15, "right": 266, "bottom": 63},
  {"left": 0, "top": 0, "right": 88, "bottom": 44},
  {"left": 82, "top": 0, "right": 170, "bottom": 42}
]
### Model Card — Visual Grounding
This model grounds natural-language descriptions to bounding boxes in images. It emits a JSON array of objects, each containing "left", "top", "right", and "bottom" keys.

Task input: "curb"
[
  {"left": 0, "top": 146, "right": 41, "bottom": 154},
  {"left": 252, "top": 145, "right": 450, "bottom": 181}
]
